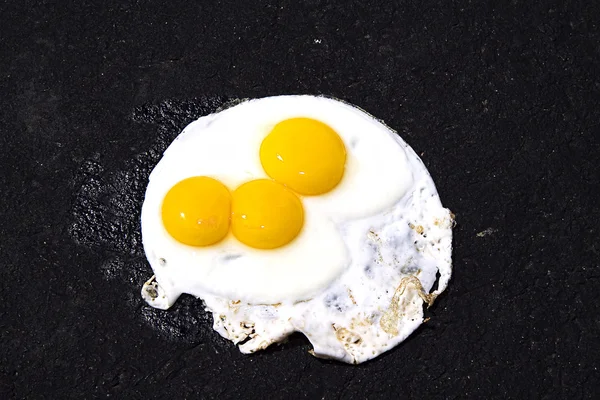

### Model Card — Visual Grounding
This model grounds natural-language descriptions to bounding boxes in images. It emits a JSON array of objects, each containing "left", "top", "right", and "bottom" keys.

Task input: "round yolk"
[
  {"left": 231, "top": 179, "right": 304, "bottom": 249},
  {"left": 161, "top": 176, "right": 231, "bottom": 246},
  {"left": 260, "top": 117, "right": 346, "bottom": 195}
]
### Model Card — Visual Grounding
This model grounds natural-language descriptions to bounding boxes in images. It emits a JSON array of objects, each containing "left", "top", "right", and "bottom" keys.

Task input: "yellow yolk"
[
  {"left": 260, "top": 117, "right": 346, "bottom": 195},
  {"left": 231, "top": 179, "right": 304, "bottom": 249},
  {"left": 161, "top": 176, "right": 231, "bottom": 246}
]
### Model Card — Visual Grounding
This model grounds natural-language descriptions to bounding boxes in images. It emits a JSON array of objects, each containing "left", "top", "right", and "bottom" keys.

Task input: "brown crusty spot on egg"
[
  {"left": 347, "top": 288, "right": 357, "bottom": 305},
  {"left": 252, "top": 339, "right": 273, "bottom": 351},
  {"left": 435, "top": 211, "right": 456, "bottom": 229},
  {"left": 432, "top": 213, "right": 455, "bottom": 230},
  {"left": 143, "top": 275, "right": 159, "bottom": 299},
  {"left": 350, "top": 316, "right": 373, "bottom": 330},
  {"left": 335, "top": 327, "right": 362, "bottom": 347},
  {"left": 145, "top": 285, "right": 158, "bottom": 300},
  {"left": 367, "top": 230, "right": 385, "bottom": 264},
  {"left": 244, "top": 302, "right": 283, "bottom": 308},
  {"left": 293, "top": 298, "right": 312, "bottom": 305},
  {"left": 380, "top": 275, "right": 438, "bottom": 336},
  {"left": 228, "top": 301, "right": 242, "bottom": 314},
  {"left": 409, "top": 223, "right": 424, "bottom": 235}
]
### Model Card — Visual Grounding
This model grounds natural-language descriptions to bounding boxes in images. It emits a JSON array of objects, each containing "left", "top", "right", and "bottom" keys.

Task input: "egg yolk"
[
  {"left": 231, "top": 179, "right": 304, "bottom": 249},
  {"left": 161, "top": 176, "right": 231, "bottom": 246},
  {"left": 260, "top": 117, "right": 346, "bottom": 195}
]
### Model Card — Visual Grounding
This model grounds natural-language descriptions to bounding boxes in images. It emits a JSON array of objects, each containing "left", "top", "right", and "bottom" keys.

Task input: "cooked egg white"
[{"left": 140, "top": 95, "right": 453, "bottom": 364}]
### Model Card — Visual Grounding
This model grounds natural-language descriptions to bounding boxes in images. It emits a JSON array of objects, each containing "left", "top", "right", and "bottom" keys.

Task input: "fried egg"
[{"left": 140, "top": 95, "right": 453, "bottom": 364}]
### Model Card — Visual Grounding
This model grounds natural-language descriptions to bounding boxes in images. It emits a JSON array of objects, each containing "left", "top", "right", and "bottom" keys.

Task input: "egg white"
[{"left": 141, "top": 95, "right": 453, "bottom": 364}]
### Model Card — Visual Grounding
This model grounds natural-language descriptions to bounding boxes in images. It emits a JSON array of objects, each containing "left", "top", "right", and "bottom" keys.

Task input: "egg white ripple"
[{"left": 140, "top": 95, "right": 453, "bottom": 364}]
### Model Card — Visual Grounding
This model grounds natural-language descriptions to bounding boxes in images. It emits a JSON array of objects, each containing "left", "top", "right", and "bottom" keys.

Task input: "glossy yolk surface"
[
  {"left": 231, "top": 179, "right": 304, "bottom": 249},
  {"left": 161, "top": 176, "right": 231, "bottom": 246},
  {"left": 260, "top": 117, "right": 346, "bottom": 195}
]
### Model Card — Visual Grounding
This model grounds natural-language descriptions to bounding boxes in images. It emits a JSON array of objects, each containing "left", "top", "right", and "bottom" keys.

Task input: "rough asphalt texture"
[{"left": 1, "top": 1, "right": 599, "bottom": 398}]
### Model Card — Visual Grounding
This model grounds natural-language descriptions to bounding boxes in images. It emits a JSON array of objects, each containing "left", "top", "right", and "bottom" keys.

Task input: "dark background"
[{"left": 1, "top": 0, "right": 599, "bottom": 398}]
